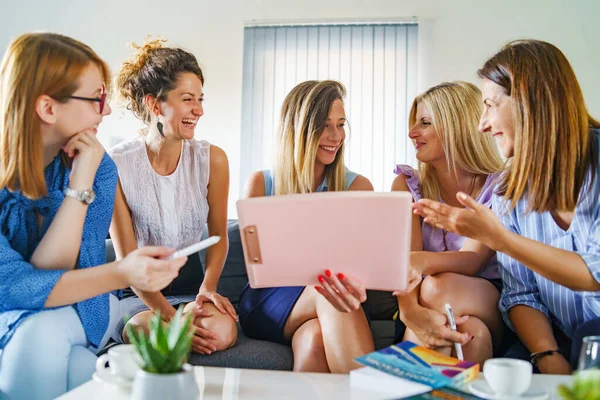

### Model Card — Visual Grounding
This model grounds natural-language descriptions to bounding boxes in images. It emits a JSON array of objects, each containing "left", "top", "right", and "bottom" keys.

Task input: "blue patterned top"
[
  {"left": 495, "top": 129, "right": 600, "bottom": 338},
  {"left": 0, "top": 153, "right": 118, "bottom": 349},
  {"left": 262, "top": 169, "right": 359, "bottom": 195}
]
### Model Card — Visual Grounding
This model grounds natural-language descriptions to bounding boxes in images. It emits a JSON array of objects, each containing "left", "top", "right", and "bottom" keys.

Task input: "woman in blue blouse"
[
  {"left": 413, "top": 40, "right": 600, "bottom": 374},
  {"left": 0, "top": 33, "right": 186, "bottom": 399},
  {"left": 239, "top": 80, "right": 375, "bottom": 373}
]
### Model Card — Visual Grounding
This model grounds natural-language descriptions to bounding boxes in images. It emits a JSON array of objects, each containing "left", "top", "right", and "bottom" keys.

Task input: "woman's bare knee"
[
  {"left": 122, "top": 311, "right": 154, "bottom": 343},
  {"left": 292, "top": 320, "right": 329, "bottom": 372},
  {"left": 191, "top": 303, "right": 238, "bottom": 350},
  {"left": 420, "top": 273, "right": 461, "bottom": 310}
]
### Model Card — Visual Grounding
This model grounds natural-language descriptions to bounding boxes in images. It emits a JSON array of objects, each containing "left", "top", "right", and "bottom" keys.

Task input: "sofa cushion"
[{"left": 188, "top": 324, "right": 293, "bottom": 370}]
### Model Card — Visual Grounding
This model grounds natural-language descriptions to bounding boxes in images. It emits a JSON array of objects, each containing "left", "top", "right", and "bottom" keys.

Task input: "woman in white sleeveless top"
[{"left": 108, "top": 39, "right": 237, "bottom": 354}]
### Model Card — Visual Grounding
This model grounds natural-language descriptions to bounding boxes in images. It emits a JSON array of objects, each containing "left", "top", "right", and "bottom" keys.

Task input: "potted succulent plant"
[{"left": 126, "top": 306, "right": 199, "bottom": 400}]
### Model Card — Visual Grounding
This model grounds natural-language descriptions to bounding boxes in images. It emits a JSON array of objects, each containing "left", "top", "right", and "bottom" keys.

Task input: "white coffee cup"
[
  {"left": 483, "top": 358, "right": 532, "bottom": 396},
  {"left": 96, "top": 344, "right": 143, "bottom": 381}
]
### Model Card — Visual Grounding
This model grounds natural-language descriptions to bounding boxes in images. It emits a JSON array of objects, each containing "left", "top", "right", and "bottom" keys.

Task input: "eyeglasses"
[{"left": 67, "top": 84, "right": 107, "bottom": 114}]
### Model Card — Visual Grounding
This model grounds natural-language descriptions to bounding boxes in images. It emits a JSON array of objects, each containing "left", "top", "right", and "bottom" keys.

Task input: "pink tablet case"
[{"left": 236, "top": 192, "right": 412, "bottom": 291}]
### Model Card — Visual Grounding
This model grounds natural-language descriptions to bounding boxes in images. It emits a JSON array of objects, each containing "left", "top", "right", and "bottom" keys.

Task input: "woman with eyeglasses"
[
  {"left": 413, "top": 40, "right": 600, "bottom": 373},
  {"left": 108, "top": 38, "right": 237, "bottom": 355},
  {"left": 0, "top": 33, "right": 186, "bottom": 400}
]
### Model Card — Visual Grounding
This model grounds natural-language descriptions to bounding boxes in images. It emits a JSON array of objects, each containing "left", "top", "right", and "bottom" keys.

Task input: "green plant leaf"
[
  {"left": 558, "top": 369, "right": 600, "bottom": 400},
  {"left": 149, "top": 311, "right": 169, "bottom": 355},
  {"left": 167, "top": 305, "right": 187, "bottom": 349},
  {"left": 164, "top": 328, "right": 194, "bottom": 372},
  {"left": 125, "top": 324, "right": 154, "bottom": 370},
  {"left": 124, "top": 305, "right": 195, "bottom": 374},
  {"left": 137, "top": 333, "right": 168, "bottom": 373}
]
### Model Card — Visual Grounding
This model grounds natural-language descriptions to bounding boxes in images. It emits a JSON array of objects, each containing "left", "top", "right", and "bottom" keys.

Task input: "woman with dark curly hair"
[{"left": 109, "top": 38, "right": 237, "bottom": 355}]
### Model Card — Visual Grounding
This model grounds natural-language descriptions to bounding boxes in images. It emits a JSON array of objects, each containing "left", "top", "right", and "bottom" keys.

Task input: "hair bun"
[{"left": 127, "top": 37, "right": 166, "bottom": 70}]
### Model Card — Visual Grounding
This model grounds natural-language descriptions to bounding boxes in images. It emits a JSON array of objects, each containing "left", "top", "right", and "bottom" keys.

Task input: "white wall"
[{"left": 3, "top": 0, "right": 599, "bottom": 215}]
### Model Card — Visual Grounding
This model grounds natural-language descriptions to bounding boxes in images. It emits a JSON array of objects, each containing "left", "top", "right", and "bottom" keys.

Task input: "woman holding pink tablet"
[
  {"left": 238, "top": 80, "right": 375, "bottom": 373},
  {"left": 413, "top": 40, "right": 600, "bottom": 373},
  {"left": 391, "top": 81, "right": 505, "bottom": 365}
]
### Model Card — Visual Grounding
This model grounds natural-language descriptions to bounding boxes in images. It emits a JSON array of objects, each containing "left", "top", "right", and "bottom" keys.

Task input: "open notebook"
[{"left": 236, "top": 191, "right": 412, "bottom": 291}]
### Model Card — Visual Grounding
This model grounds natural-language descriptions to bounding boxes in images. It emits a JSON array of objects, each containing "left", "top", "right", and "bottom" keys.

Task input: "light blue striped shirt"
[{"left": 494, "top": 129, "right": 600, "bottom": 338}]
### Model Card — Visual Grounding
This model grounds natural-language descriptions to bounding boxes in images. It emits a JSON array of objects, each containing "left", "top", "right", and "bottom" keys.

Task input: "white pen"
[
  {"left": 444, "top": 303, "right": 464, "bottom": 361},
  {"left": 167, "top": 236, "right": 221, "bottom": 260}
]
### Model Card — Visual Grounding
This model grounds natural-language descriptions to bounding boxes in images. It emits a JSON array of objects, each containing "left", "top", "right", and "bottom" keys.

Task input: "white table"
[{"left": 58, "top": 366, "right": 573, "bottom": 400}]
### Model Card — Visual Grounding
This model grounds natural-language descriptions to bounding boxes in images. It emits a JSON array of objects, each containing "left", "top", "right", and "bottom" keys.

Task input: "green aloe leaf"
[
  {"left": 126, "top": 304, "right": 195, "bottom": 374},
  {"left": 167, "top": 306, "right": 187, "bottom": 348},
  {"left": 149, "top": 311, "right": 169, "bottom": 355}
]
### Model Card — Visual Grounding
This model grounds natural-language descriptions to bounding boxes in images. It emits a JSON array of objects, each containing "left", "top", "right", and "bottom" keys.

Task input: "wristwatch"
[{"left": 63, "top": 187, "right": 96, "bottom": 205}]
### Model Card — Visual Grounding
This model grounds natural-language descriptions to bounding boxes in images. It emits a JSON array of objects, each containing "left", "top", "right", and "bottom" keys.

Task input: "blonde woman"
[
  {"left": 0, "top": 33, "right": 184, "bottom": 400},
  {"left": 393, "top": 82, "right": 505, "bottom": 365},
  {"left": 238, "top": 80, "right": 375, "bottom": 373},
  {"left": 414, "top": 40, "right": 600, "bottom": 374}
]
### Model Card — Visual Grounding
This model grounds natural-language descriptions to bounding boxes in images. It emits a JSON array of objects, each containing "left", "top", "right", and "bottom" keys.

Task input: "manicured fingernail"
[
  {"left": 318, "top": 275, "right": 325, "bottom": 283},
  {"left": 337, "top": 273, "right": 345, "bottom": 280},
  {"left": 314, "top": 286, "right": 321, "bottom": 291},
  {"left": 325, "top": 269, "right": 332, "bottom": 277}
]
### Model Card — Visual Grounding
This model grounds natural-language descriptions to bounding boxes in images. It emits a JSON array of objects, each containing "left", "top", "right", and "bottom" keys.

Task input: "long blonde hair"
[
  {"left": 0, "top": 33, "right": 111, "bottom": 199},
  {"left": 411, "top": 81, "right": 504, "bottom": 201},
  {"left": 478, "top": 40, "right": 600, "bottom": 212},
  {"left": 274, "top": 80, "right": 347, "bottom": 195}
]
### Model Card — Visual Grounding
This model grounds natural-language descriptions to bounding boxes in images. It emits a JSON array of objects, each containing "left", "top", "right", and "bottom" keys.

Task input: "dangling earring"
[{"left": 157, "top": 116, "right": 165, "bottom": 138}]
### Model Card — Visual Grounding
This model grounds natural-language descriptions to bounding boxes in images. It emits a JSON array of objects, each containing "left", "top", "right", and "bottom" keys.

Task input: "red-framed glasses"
[{"left": 67, "top": 84, "right": 107, "bottom": 114}]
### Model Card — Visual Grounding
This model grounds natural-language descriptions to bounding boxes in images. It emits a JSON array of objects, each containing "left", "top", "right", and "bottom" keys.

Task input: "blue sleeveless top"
[{"left": 261, "top": 169, "right": 359, "bottom": 195}]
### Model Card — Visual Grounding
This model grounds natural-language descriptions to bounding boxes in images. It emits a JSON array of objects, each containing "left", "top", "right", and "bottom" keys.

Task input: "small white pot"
[{"left": 132, "top": 363, "right": 199, "bottom": 400}]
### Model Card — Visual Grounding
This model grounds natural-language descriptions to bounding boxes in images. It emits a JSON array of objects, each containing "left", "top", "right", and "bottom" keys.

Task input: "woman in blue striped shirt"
[{"left": 413, "top": 40, "right": 600, "bottom": 374}]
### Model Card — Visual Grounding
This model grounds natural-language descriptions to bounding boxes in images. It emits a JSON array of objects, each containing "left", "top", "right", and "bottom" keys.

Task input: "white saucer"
[
  {"left": 92, "top": 371, "right": 134, "bottom": 391},
  {"left": 468, "top": 380, "right": 548, "bottom": 400}
]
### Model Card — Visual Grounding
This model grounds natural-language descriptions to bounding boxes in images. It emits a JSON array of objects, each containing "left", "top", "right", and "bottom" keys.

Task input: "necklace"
[{"left": 441, "top": 174, "right": 478, "bottom": 251}]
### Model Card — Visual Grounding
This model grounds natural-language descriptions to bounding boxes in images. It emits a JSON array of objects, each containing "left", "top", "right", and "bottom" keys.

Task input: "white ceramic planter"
[{"left": 132, "top": 363, "right": 199, "bottom": 400}]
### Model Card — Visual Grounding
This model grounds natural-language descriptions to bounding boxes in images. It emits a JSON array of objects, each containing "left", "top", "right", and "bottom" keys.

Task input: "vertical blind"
[{"left": 240, "top": 23, "right": 419, "bottom": 192}]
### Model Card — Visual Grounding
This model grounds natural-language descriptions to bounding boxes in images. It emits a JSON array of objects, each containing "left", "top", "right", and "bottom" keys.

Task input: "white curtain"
[{"left": 240, "top": 23, "right": 419, "bottom": 192}]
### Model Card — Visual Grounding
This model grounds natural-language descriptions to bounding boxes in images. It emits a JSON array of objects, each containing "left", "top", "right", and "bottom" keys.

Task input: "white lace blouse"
[{"left": 109, "top": 138, "right": 210, "bottom": 251}]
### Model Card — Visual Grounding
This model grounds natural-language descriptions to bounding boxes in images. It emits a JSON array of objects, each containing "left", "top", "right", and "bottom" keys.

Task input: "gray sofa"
[{"left": 106, "top": 220, "right": 396, "bottom": 370}]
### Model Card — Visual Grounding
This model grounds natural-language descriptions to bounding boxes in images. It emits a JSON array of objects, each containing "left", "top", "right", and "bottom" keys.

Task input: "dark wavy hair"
[{"left": 116, "top": 38, "right": 204, "bottom": 125}]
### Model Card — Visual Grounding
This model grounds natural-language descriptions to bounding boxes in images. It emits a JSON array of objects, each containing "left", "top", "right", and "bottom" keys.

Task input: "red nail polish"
[
  {"left": 314, "top": 286, "right": 320, "bottom": 291},
  {"left": 325, "top": 269, "right": 332, "bottom": 277},
  {"left": 337, "top": 273, "right": 345, "bottom": 280},
  {"left": 318, "top": 275, "right": 325, "bottom": 283}
]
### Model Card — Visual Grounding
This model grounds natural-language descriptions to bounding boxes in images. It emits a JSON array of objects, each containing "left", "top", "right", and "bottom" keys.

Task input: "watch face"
[{"left": 85, "top": 189, "right": 96, "bottom": 204}]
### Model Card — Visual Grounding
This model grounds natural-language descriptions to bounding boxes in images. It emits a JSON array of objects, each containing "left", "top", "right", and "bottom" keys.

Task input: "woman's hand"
[
  {"left": 196, "top": 290, "right": 238, "bottom": 321},
  {"left": 182, "top": 304, "right": 219, "bottom": 355},
  {"left": 63, "top": 129, "right": 106, "bottom": 190},
  {"left": 315, "top": 270, "right": 367, "bottom": 313},
  {"left": 117, "top": 246, "right": 186, "bottom": 292},
  {"left": 400, "top": 305, "right": 473, "bottom": 349},
  {"left": 393, "top": 252, "right": 428, "bottom": 296},
  {"left": 412, "top": 192, "right": 509, "bottom": 251},
  {"left": 392, "top": 266, "right": 423, "bottom": 297}
]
